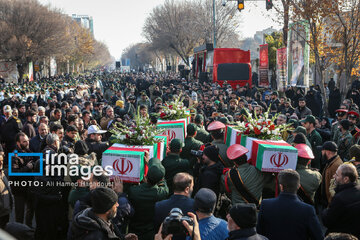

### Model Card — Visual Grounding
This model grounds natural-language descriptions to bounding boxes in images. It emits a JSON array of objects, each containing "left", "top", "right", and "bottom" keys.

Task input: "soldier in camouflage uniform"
[
  {"left": 294, "top": 144, "right": 322, "bottom": 204},
  {"left": 347, "top": 111, "right": 360, "bottom": 144},
  {"left": 336, "top": 119, "right": 354, "bottom": 161},
  {"left": 332, "top": 109, "right": 348, "bottom": 143},
  {"left": 194, "top": 114, "right": 211, "bottom": 144},
  {"left": 208, "top": 121, "right": 233, "bottom": 168}
]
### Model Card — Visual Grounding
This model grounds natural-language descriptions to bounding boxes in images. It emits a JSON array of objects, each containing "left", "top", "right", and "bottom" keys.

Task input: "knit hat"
[
  {"left": 147, "top": 165, "right": 165, "bottom": 185},
  {"left": 74, "top": 140, "right": 89, "bottom": 156},
  {"left": 187, "top": 123, "right": 197, "bottom": 136},
  {"left": 194, "top": 188, "right": 217, "bottom": 213},
  {"left": 203, "top": 145, "right": 221, "bottom": 162},
  {"left": 91, "top": 187, "right": 118, "bottom": 214},
  {"left": 229, "top": 203, "right": 257, "bottom": 228}
]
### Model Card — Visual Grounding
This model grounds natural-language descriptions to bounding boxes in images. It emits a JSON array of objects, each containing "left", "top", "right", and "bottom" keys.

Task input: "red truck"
[{"left": 193, "top": 44, "right": 252, "bottom": 89}]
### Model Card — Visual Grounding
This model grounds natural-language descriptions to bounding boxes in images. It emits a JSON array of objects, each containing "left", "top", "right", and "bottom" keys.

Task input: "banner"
[
  {"left": 259, "top": 44, "right": 269, "bottom": 87},
  {"left": 0, "top": 61, "right": 19, "bottom": 83},
  {"left": 276, "top": 47, "right": 287, "bottom": 90},
  {"left": 28, "top": 62, "right": 33, "bottom": 81},
  {"left": 287, "top": 21, "right": 310, "bottom": 88},
  {"left": 50, "top": 57, "right": 57, "bottom": 77}
]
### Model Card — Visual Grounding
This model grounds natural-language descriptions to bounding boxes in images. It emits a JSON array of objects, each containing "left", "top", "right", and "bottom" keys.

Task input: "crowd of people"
[{"left": 0, "top": 71, "right": 360, "bottom": 240}]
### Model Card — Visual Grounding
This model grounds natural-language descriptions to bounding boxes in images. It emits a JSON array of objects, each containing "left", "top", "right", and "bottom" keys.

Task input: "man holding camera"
[{"left": 154, "top": 173, "right": 195, "bottom": 239}]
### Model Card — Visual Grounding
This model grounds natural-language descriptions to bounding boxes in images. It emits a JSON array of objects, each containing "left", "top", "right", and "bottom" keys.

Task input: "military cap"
[
  {"left": 293, "top": 126, "right": 307, "bottom": 135},
  {"left": 187, "top": 123, "right": 197, "bottom": 136},
  {"left": 207, "top": 121, "right": 226, "bottom": 131},
  {"left": 295, "top": 144, "right": 314, "bottom": 159},
  {"left": 148, "top": 157, "right": 162, "bottom": 168},
  {"left": 335, "top": 109, "right": 348, "bottom": 113},
  {"left": 195, "top": 114, "right": 204, "bottom": 124},
  {"left": 170, "top": 139, "right": 184, "bottom": 152},
  {"left": 300, "top": 115, "right": 316, "bottom": 124},
  {"left": 347, "top": 111, "right": 359, "bottom": 118},
  {"left": 155, "top": 97, "right": 163, "bottom": 103},
  {"left": 227, "top": 144, "right": 249, "bottom": 160},
  {"left": 218, "top": 117, "right": 230, "bottom": 125},
  {"left": 190, "top": 108, "right": 197, "bottom": 115}
]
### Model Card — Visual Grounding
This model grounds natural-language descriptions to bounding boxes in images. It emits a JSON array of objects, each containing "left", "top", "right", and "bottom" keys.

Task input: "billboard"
[
  {"left": 287, "top": 21, "right": 310, "bottom": 87},
  {"left": 259, "top": 44, "right": 269, "bottom": 87}
]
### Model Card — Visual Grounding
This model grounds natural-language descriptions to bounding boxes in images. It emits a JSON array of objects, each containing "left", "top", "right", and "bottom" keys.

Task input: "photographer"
[
  {"left": 194, "top": 145, "right": 224, "bottom": 197},
  {"left": 155, "top": 212, "right": 200, "bottom": 240}
]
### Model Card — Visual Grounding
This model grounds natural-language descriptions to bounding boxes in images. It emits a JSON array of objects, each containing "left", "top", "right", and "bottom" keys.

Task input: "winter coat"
[
  {"left": 321, "top": 155, "right": 343, "bottom": 205},
  {"left": 71, "top": 208, "right": 123, "bottom": 240},
  {"left": 322, "top": 182, "right": 360, "bottom": 238}
]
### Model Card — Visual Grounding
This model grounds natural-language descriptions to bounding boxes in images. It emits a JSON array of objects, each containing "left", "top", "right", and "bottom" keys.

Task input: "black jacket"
[
  {"left": 227, "top": 228, "right": 268, "bottom": 240},
  {"left": 195, "top": 162, "right": 223, "bottom": 196},
  {"left": 71, "top": 208, "right": 124, "bottom": 240},
  {"left": 85, "top": 138, "right": 109, "bottom": 162},
  {"left": 322, "top": 182, "right": 360, "bottom": 238}
]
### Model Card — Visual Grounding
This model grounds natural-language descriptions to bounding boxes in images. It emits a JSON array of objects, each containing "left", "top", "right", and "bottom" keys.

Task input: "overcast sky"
[{"left": 38, "top": 0, "right": 282, "bottom": 60}]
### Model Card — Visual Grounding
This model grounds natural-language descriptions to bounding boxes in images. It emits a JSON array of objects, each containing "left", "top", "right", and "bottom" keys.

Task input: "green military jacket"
[
  {"left": 337, "top": 131, "right": 354, "bottom": 161},
  {"left": 137, "top": 99, "right": 151, "bottom": 110},
  {"left": 195, "top": 125, "right": 211, "bottom": 144},
  {"left": 161, "top": 153, "right": 191, "bottom": 193},
  {"left": 307, "top": 129, "right": 323, "bottom": 169},
  {"left": 127, "top": 180, "right": 168, "bottom": 240},
  {"left": 222, "top": 163, "right": 272, "bottom": 205},
  {"left": 296, "top": 165, "right": 322, "bottom": 203},
  {"left": 212, "top": 139, "right": 233, "bottom": 168},
  {"left": 180, "top": 137, "right": 203, "bottom": 168}
]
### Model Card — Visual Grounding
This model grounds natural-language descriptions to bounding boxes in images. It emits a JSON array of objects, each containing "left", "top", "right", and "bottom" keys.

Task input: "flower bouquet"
[
  {"left": 158, "top": 96, "right": 190, "bottom": 120},
  {"left": 233, "top": 107, "right": 292, "bottom": 140},
  {"left": 109, "top": 111, "right": 164, "bottom": 146},
  {"left": 225, "top": 107, "right": 298, "bottom": 172}
]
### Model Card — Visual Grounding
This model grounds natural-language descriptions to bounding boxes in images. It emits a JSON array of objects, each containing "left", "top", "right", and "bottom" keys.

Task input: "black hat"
[
  {"left": 229, "top": 203, "right": 257, "bottom": 228},
  {"left": 74, "top": 140, "right": 89, "bottom": 155},
  {"left": 203, "top": 145, "right": 220, "bottom": 162},
  {"left": 91, "top": 187, "right": 118, "bottom": 214},
  {"left": 194, "top": 188, "right": 217, "bottom": 213},
  {"left": 322, "top": 141, "right": 338, "bottom": 152},
  {"left": 339, "top": 119, "right": 350, "bottom": 131}
]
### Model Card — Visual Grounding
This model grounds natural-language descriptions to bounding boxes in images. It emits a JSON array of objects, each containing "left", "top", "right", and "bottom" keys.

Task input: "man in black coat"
[
  {"left": 227, "top": 204, "right": 267, "bottom": 240},
  {"left": 257, "top": 169, "right": 323, "bottom": 240},
  {"left": 71, "top": 188, "right": 124, "bottom": 240},
  {"left": 322, "top": 163, "right": 360, "bottom": 238},
  {"left": 194, "top": 145, "right": 223, "bottom": 197},
  {"left": 29, "top": 123, "right": 48, "bottom": 153},
  {"left": 154, "top": 173, "right": 195, "bottom": 234}
]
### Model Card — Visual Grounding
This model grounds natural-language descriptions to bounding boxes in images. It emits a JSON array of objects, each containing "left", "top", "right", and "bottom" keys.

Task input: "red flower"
[
  {"left": 244, "top": 129, "right": 250, "bottom": 135},
  {"left": 269, "top": 124, "right": 275, "bottom": 130},
  {"left": 126, "top": 134, "right": 130, "bottom": 139},
  {"left": 169, "top": 105, "right": 173, "bottom": 109},
  {"left": 160, "top": 112, "right": 166, "bottom": 118},
  {"left": 254, "top": 127, "right": 261, "bottom": 135}
]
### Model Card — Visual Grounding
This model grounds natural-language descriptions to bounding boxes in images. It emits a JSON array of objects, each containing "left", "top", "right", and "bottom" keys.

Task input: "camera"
[
  {"left": 162, "top": 208, "right": 194, "bottom": 236},
  {"left": 191, "top": 150, "right": 203, "bottom": 157},
  {"left": 222, "top": 0, "right": 226, "bottom": 6}
]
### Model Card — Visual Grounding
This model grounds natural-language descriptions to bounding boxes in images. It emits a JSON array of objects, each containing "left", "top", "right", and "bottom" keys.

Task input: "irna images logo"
[{"left": 8, "top": 151, "right": 43, "bottom": 176}]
